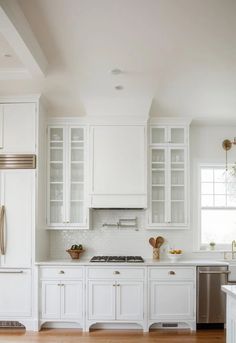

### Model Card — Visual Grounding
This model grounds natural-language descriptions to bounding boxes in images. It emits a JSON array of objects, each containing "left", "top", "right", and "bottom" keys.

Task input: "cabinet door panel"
[
  {"left": 0, "top": 170, "right": 33, "bottom": 267},
  {"left": 1, "top": 103, "right": 36, "bottom": 153},
  {"left": 88, "top": 281, "right": 115, "bottom": 320},
  {"left": 150, "top": 281, "right": 194, "bottom": 320},
  {"left": 41, "top": 281, "right": 61, "bottom": 319},
  {"left": 61, "top": 281, "right": 83, "bottom": 320},
  {"left": 116, "top": 282, "right": 143, "bottom": 321},
  {"left": 91, "top": 125, "right": 146, "bottom": 194},
  {"left": 0, "top": 269, "right": 31, "bottom": 317}
]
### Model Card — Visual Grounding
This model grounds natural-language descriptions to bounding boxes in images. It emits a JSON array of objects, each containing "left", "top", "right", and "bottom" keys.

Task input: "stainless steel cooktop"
[{"left": 90, "top": 256, "right": 144, "bottom": 263}]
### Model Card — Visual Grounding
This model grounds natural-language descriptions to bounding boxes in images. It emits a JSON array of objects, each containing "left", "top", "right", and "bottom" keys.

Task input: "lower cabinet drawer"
[
  {"left": 149, "top": 267, "right": 195, "bottom": 280},
  {"left": 40, "top": 267, "right": 83, "bottom": 279},
  {"left": 87, "top": 267, "right": 145, "bottom": 279}
]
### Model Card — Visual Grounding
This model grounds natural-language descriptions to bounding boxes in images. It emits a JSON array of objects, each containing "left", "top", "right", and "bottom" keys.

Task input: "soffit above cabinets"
[{"left": 0, "top": 0, "right": 47, "bottom": 79}]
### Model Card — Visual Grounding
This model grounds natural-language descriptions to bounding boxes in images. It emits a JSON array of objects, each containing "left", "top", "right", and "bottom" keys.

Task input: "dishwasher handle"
[{"left": 199, "top": 270, "right": 231, "bottom": 274}]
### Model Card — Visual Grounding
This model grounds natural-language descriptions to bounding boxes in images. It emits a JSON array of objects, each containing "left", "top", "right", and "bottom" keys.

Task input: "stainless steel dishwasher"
[{"left": 197, "top": 266, "right": 229, "bottom": 328}]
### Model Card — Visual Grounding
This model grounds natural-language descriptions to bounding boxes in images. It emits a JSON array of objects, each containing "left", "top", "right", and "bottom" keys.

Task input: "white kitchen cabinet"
[
  {"left": 86, "top": 267, "right": 145, "bottom": 331},
  {"left": 41, "top": 281, "right": 61, "bottom": 319},
  {"left": 116, "top": 281, "right": 143, "bottom": 321},
  {"left": 42, "top": 280, "right": 83, "bottom": 320},
  {"left": 88, "top": 280, "right": 143, "bottom": 321},
  {"left": 89, "top": 125, "right": 147, "bottom": 208},
  {"left": 148, "top": 266, "right": 196, "bottom": 330},
  {"left": 47, "top": 125, "right": 88, "bottom": 228},
  {"left": 148, "top": 121, "right": 190, "bottom": 228},
  {"left": 150, "top": 281, "right": 194, "bottom": 320},
  {"left": 0, "top": 103, "right": 36, "bottom": 153},
  {"left": 0, "top": 170, "right": 34, "bottom": 267},
  {"left": 0, "top": 269, "right": 31, "bottom": 317},
  {"left": 40, "top": 266, "right": 84, "bottom": 326},
  {"left": 88, "top": 281, "right": 115, "bottom": 320}
]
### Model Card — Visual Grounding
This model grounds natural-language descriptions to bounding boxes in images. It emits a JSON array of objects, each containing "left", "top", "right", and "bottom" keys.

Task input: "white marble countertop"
[
  {"left": 35, "top": 258, "right": 229, "bottom": 266},
  {"left": 222, "top": 285, "right": 236, "bottom": 299}
]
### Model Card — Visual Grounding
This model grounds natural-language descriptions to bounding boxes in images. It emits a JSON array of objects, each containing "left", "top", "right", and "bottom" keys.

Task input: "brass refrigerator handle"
[{"left": 0, "top": 205, "right": 5, "bottom": 255}]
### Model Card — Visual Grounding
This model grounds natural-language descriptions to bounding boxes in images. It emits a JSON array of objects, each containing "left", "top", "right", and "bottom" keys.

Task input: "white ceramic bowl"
[{"left": 167, "top": 253, "right": 183, "bottom": 262}]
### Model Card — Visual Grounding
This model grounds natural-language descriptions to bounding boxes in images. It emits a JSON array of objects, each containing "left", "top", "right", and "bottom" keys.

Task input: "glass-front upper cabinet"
[
  {"left": 149, "top": 122, "right": 189, "bottom": 228},
  {"left": 48, "top": 125, "right": 87, "bottom": 228},
  {"left": 151, "top": 126, "right": 186, "bottom": 145}
]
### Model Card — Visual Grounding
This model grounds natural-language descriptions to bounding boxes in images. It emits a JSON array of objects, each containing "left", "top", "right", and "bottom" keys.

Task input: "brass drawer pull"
[
  {"left": 113, "top": 271, "right": 120, "bottom": 275},
  {"left": 169, "top": 271, "right": 176, "bottom": 275}
]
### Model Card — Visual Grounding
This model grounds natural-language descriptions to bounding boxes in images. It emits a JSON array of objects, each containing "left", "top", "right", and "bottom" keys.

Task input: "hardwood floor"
[{"left": 0, "top": 329, "right": 226, "bottom": 343}]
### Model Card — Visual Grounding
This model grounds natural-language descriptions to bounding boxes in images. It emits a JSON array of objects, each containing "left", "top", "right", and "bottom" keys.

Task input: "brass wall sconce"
[{"left": 222, "top": 138, "right": 236, "bottom": 170}]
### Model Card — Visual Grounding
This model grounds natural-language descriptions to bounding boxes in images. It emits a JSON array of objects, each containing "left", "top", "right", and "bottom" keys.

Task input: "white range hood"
[{"left": 85, "top": 96, "right": 152, "bottom": 209}]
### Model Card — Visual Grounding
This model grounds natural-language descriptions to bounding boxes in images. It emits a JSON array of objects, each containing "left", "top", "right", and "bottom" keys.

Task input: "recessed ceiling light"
[
  {"left": 115, "top": 85, "right": 124, "bottom": 90},
  {"left": 111, "top": 68, "right": 122, "bottom": 75},
  {"left": 3, "top": 53, "right": 12, "bottom": 58}
]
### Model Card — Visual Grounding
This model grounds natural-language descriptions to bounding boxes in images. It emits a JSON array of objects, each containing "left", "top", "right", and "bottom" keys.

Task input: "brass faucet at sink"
[{"left": 232, "top": 240, "right": 236, "bottom": 259}]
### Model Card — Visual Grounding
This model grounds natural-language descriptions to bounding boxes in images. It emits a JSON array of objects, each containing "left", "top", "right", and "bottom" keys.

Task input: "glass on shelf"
[
  {"left": 50, "top": 128, "right": 63, "bottom": 141},
  {"left": 152, "top": 128, "right": 165, "bottom": 144},
  {"left": 152, "top": 202, "right": 165, "bottom": 223},
  {"left": 50, "top": 184, "right": 63, "bottom": 201},
  {"left": 50, "top": 142, "right": 63, "bottom": 148},
  {"left": 152, "top": 163, "right": 165, "bottom": 170},
  {"left": 70, "top": 202, "right": 84, "bottom": 223},
  {"left": 152, "top": 170, "right": 165, "bottom": 185},
  {"left": 50, "top": 148, "right": 63, "bottom": 162},
  {"left": 71, "top": 149, "right": 84, "bottom": 162},
  {"left": 71, "top": 183, "right": 84, "bottom": 201},
  {"left": 171, "top": 163, "right": 184, "bottom": 170},
  {"left": 152, "top": 149, "right": 165, "bottom": 163},
  {"left": 171, "top": 202, "right": 184, "bottom": 223},
  {"left": 171, "top": 149, "right": 184, "bottom": 163},
  {"left": 171, "top": 170, "right": 184, "bottom": 185},
  {"left": 71, "top": 163, "right": 84, "bottom": 182},
  {"left": 171, "top": 186, "right": 184, "bottom": 201},
  {"left": 71, "top": 142, "right": 84, "bottom": 149},
  {"left": 152, "top": 186, "right": 165, "bottom": 201},
  {"left": 50, "top": 163, "right": 63, "bottom": 182},
  {"left": 170, "top": 128, "right": 185, "bottom": 144},
  {"left": 71, "top": 128, "right": 84, "bottom": 141},
  {"left": 50, "top": 201, "right": 63, "bottom": 223}
]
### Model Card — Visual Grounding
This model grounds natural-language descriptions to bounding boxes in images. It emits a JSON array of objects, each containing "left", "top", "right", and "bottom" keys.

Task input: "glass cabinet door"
[
  {"left": 48, "top": 127, "right": 65, "bottom": 224},
  {"left": 170, "top": 127, "right": 185, "bottom": 144},
  {"left": 68, "top": 127, "right": 85, "bottom": 225},
  {"left": 170, "top": 148, "right": 186, "bottom": 224},
  {"left": 151, "top": 127, "right": 167, "bottom": 144},
  {"left": 151, "top": 148, "right": 166, "bottom": 224}
]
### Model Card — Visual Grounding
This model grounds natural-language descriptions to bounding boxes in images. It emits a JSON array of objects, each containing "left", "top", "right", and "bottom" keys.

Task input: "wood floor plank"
[{"left": 0, "top": 329, "right": 226, "bottom": 343}]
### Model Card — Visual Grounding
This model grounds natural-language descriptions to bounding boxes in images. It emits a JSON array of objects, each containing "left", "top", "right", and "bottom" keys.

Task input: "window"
[{"left": 200, "top": 165, "right": 236, "bottom": 246}]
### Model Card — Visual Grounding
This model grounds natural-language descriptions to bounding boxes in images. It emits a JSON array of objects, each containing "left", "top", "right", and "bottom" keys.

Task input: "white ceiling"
[{"left": 1, "top": 0, "right": 236, "bottom": 119}]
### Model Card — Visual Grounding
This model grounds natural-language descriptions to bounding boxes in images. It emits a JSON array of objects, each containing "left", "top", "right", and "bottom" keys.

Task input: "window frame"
[{"left": 198, "top": 163, "right": 236, "bottom": 250}]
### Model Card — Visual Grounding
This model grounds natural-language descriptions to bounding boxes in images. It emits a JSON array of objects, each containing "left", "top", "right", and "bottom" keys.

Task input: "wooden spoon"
[
  {"left": 156, "top": 236, "right": 164, "bottom": 248},
  {"left": 149, "top": 237, "right": 156, "bottom": 248}
]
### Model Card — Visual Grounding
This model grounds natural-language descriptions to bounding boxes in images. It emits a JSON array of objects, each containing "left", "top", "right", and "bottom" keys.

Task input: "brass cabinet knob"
[
  {"left": 59, "top": 270, "right": 65, "bottom": 274},
  {"left": 169, "top": 271, "right": 176, "bottom": 275},
  {"left": 113, "top": 271, "right": 120, "bottom": 275}
]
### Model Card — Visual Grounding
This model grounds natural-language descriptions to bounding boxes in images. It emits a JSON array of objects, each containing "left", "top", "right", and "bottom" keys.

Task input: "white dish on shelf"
[{"left": 167, "top": 253, "right": 183, "bottom": 262}]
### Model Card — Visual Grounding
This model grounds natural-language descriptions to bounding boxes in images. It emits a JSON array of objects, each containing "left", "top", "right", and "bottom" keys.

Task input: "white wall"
[{"left": 48, "top": 124, "right": 236, "bottom": 261}]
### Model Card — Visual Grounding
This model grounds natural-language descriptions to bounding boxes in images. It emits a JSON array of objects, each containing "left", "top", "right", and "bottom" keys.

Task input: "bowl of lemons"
[{"left": 167, "top": 249, "right": 183, "bottom": 262}]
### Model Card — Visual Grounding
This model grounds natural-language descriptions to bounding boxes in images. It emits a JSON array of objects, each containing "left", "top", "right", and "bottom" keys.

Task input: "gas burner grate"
[{"left": 90, "top": 256, "right": 144, "bottom": 263}]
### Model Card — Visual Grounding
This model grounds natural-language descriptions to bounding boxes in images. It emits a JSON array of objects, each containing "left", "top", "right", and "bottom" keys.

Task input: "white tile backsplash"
[{"left": 49, "top": 209, "right": 197, "bottom": 260}]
